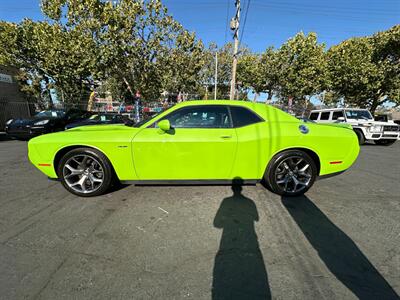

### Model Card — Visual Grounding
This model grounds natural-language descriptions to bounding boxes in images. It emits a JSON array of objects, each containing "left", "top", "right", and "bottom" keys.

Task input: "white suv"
[{"left": 309, "top": 108, "right": 399, "bottom": 146}]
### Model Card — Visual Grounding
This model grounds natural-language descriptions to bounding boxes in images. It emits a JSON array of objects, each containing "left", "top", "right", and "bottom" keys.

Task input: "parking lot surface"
[{"left": 0, "top": 138, "right": 399, "bottom": 299}]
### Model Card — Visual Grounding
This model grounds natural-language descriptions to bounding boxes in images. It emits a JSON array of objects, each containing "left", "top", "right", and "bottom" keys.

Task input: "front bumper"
[
  {"left": 364, "top": 131, "right": 400, "bottom": 140},
  {"left": 5, "top": 125, "right": 49, "bottom": 139},
  {"left": 28, "top": 140, "right": 58, "bottom": 178}
]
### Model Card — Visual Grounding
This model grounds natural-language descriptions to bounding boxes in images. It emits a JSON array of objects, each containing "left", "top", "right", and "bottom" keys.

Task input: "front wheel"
[
  {"left": 375, "top": 139, "right": 396, "bottom": 146},
  {"left": 354, "top": 129, "right": 365, "bottom": 145},
  {"left": 57, "top": 148, "right": 114, "bottom": 197},
  {"left": 264, "top": 150, "right": 318, "bottom": 197}
]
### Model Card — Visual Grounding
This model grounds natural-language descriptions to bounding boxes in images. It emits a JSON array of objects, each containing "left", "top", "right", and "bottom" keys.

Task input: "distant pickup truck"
[{"left": 309, "top": 108, "right": 399, "bottom": 146}]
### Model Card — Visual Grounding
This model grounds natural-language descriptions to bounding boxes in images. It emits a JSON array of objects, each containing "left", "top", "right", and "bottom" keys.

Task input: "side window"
[
  {"left": 159, "top": 105, "right": 231, "bottom": 128},
  {"left": 332, "top": 111, "right": 344, "bottom": 120},
  {"left": 229, "top": 106, "right": 263, "bottom": 128},
  {"left": 320, "top": 112, "right": 331, "bottom": 120},
  {"left": 309, "top": 112, "right": 319, "bottom": 120}
]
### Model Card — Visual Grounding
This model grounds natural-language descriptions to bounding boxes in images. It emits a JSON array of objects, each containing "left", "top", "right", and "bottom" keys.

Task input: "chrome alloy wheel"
[
  {"left": 275, "top": 156, "right": 312, "bottom": 193},
  {"left": 62, "top": 154, "right": 104, "bottom": 194}
]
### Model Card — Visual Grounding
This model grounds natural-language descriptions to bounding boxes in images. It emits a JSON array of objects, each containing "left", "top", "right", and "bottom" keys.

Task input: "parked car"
[
  {"left": 5, "top": 109, "right": 92, "bottom": 140},
  {"left": 28, "top": 100, "right": 360, "bottom": 197},
  {"left": 309, "top": 108, "right": 399, "bottom": 146},
  {"left": 65, "top": 113, "right": 133, "bottom": 129}
]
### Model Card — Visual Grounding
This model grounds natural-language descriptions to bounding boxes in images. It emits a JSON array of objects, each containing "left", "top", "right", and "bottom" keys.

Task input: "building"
[{"left": 0, "top": 65, "right": 30, "bottom": 131}]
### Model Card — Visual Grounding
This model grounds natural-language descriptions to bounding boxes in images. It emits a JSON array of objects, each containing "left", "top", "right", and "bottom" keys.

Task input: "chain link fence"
[
  {"left": 0, "top": 96, "right": 316, "bottom": 132},
  {"left": 0, "top": 100, "right": 34, "bottom": 131}
]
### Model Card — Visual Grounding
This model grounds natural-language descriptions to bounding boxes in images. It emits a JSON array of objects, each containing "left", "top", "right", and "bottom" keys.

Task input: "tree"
[
  {"left": 276, "top": 32, "right": 328, "bottom": 106},
  {"left": 237, "top": 52, "right": 261, "bottom": 100},
  {"left": 327, "top": 25, "right": 400, "bottom": 112},
  {"left": 0, "top": 18, "right": 98, "bottom": 106},
  {"left": 160, "top": 30, "right": 206, "bottom": 97},
  {"left": 0, "top": 0, "right": 206, "bottom": 106},
  {"left": 238, "top": 47, "right": 280, "bottom": 101},
  {"left": 200, "top": 43, "right": 239, "bottom": 99}
]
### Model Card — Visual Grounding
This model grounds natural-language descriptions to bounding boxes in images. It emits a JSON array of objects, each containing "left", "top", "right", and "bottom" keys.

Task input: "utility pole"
[
  {"left": 229, "top": 0, "right": 240, "bottom": 100},
  {"left": 214, "top": 52, "right": 218, "bottom": 100}
]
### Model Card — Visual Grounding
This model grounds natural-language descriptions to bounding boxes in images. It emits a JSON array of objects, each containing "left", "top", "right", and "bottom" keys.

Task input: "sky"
[{"left": 1, "top": 0, "right": 399, "bottom": 52}]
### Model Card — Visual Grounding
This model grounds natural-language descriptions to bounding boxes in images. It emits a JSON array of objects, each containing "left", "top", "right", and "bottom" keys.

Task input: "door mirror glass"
[{"left": 158, "top": 119, "right": 171, "bottom": 131}]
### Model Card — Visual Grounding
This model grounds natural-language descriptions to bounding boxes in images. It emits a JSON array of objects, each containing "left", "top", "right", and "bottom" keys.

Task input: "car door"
[{"left": 132, "top": 105, "right": 237, "bottom": 180}]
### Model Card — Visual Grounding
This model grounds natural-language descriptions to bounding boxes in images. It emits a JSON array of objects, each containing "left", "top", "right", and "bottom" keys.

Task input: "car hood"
[
  {"left": 65, "top": 124, "right": 133, "bottom": 132},
  {"left": 65, "top": 120, "right": 100, "bottom": 128}
]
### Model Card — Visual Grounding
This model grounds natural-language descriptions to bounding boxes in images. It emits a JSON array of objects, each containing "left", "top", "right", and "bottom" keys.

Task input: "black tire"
[
  {"left": 375, "top": 139, "right": 397, "bottom": 146},
  {"left": 264, "top": 150, "right": 318, "bottom": 197},
  {"left": 354, "top": 129, "right": 365, "bottom": 145},
  {"left": 57, "top": 147, "right": 114, "bottom": 197}
]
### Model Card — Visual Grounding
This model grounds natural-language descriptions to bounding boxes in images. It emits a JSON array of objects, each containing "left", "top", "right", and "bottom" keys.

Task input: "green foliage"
[
  {"left": 276, "top": 32, "right": 328, "bottom": 104},
  {"left": 199, "top": 43, "right": 238, "bottom": 99},
  {"left": 0, "top": 0, "right": 206, "bottom": 105},
  {"left": 328, "top": 25, "right": 400, "bottom": 112},
  {"left": 1, "top": 2, "right": 398, "bottom": 111},
  {"left": 238, "top": 47, "right": 280, "bottom": 101}
]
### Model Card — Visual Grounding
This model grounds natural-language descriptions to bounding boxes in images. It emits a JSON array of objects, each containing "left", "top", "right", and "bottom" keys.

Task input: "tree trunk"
[
  {"left": 123, "top": 77, "right": 135, "bottom": 97},
  {"left": 253, "top": 93, "right": 259, "bottom": 102},
  {"left": 266, "top": 89, "right": 273, "bottom": 104},
  {"left": 47, "top": 89, "right": 54, "bottom": 109}
]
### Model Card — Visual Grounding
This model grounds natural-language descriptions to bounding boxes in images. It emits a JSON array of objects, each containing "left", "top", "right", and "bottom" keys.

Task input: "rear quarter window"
[
  {"left": 332, "top": 111, "right": 344, "bottom": 120},
  {"left": 309, "top": 112, "right": 319, "bottom": 120},
  {"left": 320, "top": 112, "right": 331, "bottom": 120},
  {"left": 229, "top": 106, "right": 263, "bottom": 128}
]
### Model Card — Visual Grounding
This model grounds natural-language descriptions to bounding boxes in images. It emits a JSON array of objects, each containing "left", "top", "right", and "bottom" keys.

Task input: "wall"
[{"left": 0, "top": 65, "right": 30, "bottom": 131}]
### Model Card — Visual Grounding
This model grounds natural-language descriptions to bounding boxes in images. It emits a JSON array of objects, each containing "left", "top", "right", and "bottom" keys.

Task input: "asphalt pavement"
[{"left": 0, "top": 139, "right": 399, "bottom": 299}]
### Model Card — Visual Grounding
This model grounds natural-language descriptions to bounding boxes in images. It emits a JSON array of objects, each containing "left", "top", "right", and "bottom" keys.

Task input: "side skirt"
[{"left": 120, "top": 179, "right": 260, "bottom": 186}]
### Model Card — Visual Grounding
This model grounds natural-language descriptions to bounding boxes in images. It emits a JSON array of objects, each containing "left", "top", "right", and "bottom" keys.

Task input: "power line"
[
  {"left": 239, "top": 0, "right": 251, "bottom": 47},
  {"left": 224, "top": 0, "right": 230, "bottom": 44}
]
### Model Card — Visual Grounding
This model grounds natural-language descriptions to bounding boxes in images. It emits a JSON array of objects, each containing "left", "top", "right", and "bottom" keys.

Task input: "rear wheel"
[
  {"left": 264, "top": 150, "right": 317, "bottom": 197},
  {"left": 375, "top": 139, "right": 396, "bottom": 146},
  {"left": 57, "top": 148, "right": 113, "bottom": 197},
  {"left": 354, "top": 129, "right": 365, "bottom": 145}
]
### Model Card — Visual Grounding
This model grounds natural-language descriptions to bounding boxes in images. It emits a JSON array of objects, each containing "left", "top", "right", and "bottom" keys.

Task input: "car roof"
[
  {"left": 175, "top": 100, "right": 258, "bottom": 107},
  {"left": 310, "top": 108, "right": 369, "bottom": 113},
  {"left": 162, "top": 100, "right": 298, "bottom": 123}
]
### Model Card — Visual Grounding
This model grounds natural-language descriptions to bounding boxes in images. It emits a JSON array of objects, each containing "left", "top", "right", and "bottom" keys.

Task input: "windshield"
[
  {"left": 345, "top": 110, "right": 373, "bottom": 120},
  {"left": 133, "top": 112, "right": 161, "bottom": 127},
  {"left": 34, "top": 111, "right": 64, "bottom": 118}
]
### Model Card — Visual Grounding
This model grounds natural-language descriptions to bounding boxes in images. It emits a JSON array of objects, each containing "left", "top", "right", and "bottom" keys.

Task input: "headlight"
[
  {"left": 368, "top": 125, "right": 383, "bottom": 133},
  {"left": 6, "top": 119, "right": 13, "bottom": 125},
  {"left": 34, "top": 119, "right": 50, "bottom": 126}
]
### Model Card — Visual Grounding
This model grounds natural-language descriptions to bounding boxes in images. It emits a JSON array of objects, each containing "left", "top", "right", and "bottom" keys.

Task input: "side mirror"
[
  {"left": 337, "top": 117, "right": 345, "bottom": 122},
  {"left": 158, "top": 119, "right": 171, "bottom": 132}
]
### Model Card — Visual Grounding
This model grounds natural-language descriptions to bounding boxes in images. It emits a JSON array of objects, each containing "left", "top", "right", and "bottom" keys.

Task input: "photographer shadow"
[
  {"left": 212, "top": 180, "right": 271, "bottom": 300},
  {"left": 282, "top": 195, "right": 399, "bottom": 300}
]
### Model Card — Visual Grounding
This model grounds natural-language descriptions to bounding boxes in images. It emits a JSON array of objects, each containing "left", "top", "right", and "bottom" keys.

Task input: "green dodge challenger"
[{"left": 28, "top": 100, "right": 360, "bottom": 197}]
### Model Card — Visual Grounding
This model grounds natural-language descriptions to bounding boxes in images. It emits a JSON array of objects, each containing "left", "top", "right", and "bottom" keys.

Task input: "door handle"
[{"left": 220, "top": 135, "right": 232, "bottom": 139}]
